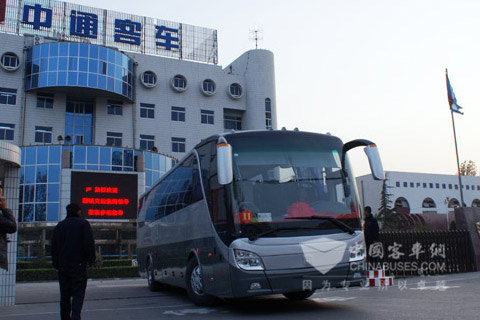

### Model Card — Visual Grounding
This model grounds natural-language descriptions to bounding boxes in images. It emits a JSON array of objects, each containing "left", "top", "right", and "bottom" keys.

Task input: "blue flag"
[{"left": 446, "top": 70, "right": 464, "bottom": 115}]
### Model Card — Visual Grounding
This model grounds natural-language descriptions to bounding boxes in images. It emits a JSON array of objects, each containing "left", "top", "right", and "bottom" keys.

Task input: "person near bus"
[
  {"left": 51, "top": 203, "right": 95, "bottom": 320},
  {"left": 363, "top": 206, "right": 379, "bottom": 259},
  {"left": 0, "top": 186, "right": 17, "bottom": 271}
]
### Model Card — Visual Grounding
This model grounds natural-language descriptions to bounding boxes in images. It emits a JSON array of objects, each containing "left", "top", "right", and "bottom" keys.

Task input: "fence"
[{"left": 373, "top": 230, "right": 476, "bottom": 276}]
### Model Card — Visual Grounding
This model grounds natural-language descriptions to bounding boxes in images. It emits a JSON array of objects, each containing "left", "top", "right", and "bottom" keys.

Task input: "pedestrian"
[
  {"left": 51, "top": 203, "right": 95, "bottom": 320},
  {"left": 0, "top": 186, "right": 17, "bottom": 271},
  {"left": 363, "top": 206, "right": 379, "bottom": 261}
]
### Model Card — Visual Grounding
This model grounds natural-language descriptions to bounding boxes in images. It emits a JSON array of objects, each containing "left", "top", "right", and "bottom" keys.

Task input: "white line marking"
[{"left": 312, "top": 297, "right": 356, "bottom": 302}]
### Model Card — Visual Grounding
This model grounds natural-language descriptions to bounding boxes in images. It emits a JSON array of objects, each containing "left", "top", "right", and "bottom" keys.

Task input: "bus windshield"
[{"left": 228, "top": 133, "right": 361, "bottom": 239}]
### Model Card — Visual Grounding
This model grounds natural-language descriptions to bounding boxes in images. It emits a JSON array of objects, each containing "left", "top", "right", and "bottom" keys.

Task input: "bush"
[{"left": 16, "top": 266, "right": 139, "bottom": 282}]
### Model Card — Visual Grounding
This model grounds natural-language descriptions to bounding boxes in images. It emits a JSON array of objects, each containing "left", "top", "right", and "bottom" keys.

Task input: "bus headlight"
[
  {"left": 349, "top": 242, "right": 366, "bottom": 262},
  {"left": 234, "top": 249, "right": 265, "bottom": 271}
]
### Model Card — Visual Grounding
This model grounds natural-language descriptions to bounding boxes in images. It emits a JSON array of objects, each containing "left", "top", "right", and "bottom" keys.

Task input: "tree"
[
  {"left": 376, "top": 173, "right": 397, "bottom": 230},
  {"left": 378, "top": 173, "right": 393, "bottom": 216},
  {"left": 460, "top": 160, "right": 477, "bottom": 176}
]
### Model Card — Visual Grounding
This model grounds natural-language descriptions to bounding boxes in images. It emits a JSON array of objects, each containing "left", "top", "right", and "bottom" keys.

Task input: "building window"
[
  {"left": 171, "top": 106, "right": 186, "bottom": 122},
  {"left": 472, "top": 185, "right": 475, "bottom": 190},
  {"left": 201, "top": 79, "right": 216, "bottom": 95},
  {"left": 141, "top": 71, "right": 157, "bottom": 88},
  {"left": 410, "top": 182, "right": 414, "bottom": 188},
  {"left": 396, "top": 182, "right": 400, "bottom": 187},
  {"left": 422, "top": 198, "right": 436, "bottom": 208},
  {"left": 0, "top": 87, "right": 17, "bottom": 105},
  {"left": 442, "top": 183, "right": 446, "bottom": 189},
  {"left": 224, "top": 114, "right": 242, "bottom": 130},
  {"left": 435, "top": 183, "right": 439, "bottom": 189},
  {"left": 172, "top": 137, "right": 186, "bottom": 153},
  {"left": 140, "top": 103, "right": 155, "bottom": 119},
  {"left": 423, "top": 183, "right": 427, "bottom": 188},
  {"left": 171, "top": 75, "right": 187, "bottom": 92},
  {"left": 201, "top": 110, "right": 214, "bottom": 124},
  {"left": 477, "top": 186, "right": 480, "bottom": 191},
  {"left": 449, "top": 184, "right": 452, "bottom": 190},
  {"left": 448, "top": 198, "right": 460, "bottom": 208},
  {"left": 107, "top": 100, "right": 123, "bottom": 115},
  {"left": 403, "top": 182, "right": 408, "bottom": 188},
  {"left": 229, "top": 83, "right": 243, "bottom": 99},
  {"left": 140, "top": 134, "right": 155, "bottom": 150},
  {"left": 106, "top": 132, "right": 122, "bottom": 147},
  {"left": 455, "top": 184, "right": 458, "bottom": 190},
  {"left": 466, "top": 185, "right": 470, "bottom": 190},
  {"left": 65, "top": 100, "right": 93, "bottom": 145},
  {"left": 37, "top": 92, "right": 54, "bottom": 109},
  {"left": 35, "top": 126, "right": 52, "bottom": 143},
  {"left": 265, "top": 98, "right": 272, "bottom": 129},
  {"left": 0, "top": 123, "right": 15, "bottom": 140},
  {"left": 416, "top": 182, "right": 421, "bottom": 188},
  {"left": 0, "top": 52, "right": 20, "bottom": 71}
]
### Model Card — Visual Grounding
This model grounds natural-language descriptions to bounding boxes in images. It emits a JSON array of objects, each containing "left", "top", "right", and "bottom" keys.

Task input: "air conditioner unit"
[{"left": 34, "top": 35, "right": 42, "bottom": 45}]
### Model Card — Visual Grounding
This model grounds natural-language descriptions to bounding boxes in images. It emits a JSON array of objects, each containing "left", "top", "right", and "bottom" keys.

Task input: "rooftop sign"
[{"left": 0, "top": 0, "right": 218, "bottom": 64}]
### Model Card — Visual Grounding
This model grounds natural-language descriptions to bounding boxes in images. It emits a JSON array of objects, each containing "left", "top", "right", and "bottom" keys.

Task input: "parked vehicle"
[{"left": 137, "top": 130, "right": 384, "bottom": 305}]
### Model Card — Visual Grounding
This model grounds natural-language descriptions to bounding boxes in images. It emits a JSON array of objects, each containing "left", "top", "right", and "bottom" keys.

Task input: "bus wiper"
[
  {"left": 284, "top": 216, "right": 355, "bottom": 235},
  {"left": 248, "top": 226, "right": 316, "bottom": 241}
]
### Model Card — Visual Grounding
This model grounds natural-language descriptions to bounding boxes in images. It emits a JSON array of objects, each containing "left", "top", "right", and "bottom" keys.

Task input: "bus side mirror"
[
  {"left": 364, "top": 144, "right": 384, "bottom": 180},
  {"left": 217, "top": 142, "right": 233, "bottom": 185}
]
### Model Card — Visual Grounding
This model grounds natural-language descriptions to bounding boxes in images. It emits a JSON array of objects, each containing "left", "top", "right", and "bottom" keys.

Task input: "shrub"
[{"left": 16, "top": 266, "right": 139, "bottom": 282}]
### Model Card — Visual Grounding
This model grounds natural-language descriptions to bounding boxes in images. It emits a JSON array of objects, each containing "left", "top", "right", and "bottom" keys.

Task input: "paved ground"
[{"left": 2, "top": 272, "right": 479, "bottom": 319}]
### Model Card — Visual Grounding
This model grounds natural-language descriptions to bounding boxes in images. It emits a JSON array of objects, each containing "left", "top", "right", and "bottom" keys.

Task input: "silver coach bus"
[{"left": 137, "top": 130, "right": 384, "bottom": 305}]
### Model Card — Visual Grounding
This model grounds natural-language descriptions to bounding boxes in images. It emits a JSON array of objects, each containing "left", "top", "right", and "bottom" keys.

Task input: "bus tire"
[
  {"left": 185, "top": 258, "right": 217, "bottom": 306},
  {"left": 283, "top": 290, "right": 315, "bottom": 300},
  {"left": 147, "top": 259, "right": 162, "bottom": 291}
]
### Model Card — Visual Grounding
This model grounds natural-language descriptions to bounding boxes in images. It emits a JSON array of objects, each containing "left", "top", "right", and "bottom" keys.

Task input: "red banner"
[{"left": 0, "top": 0, "right": 6, "bottom": 23}]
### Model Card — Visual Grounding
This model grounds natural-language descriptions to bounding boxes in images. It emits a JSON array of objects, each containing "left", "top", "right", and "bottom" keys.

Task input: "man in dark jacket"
[
  {"left": 51, "top": 203, "right": 95, "bottom": 320},
  {"left": 0, "top": 186, "right": 17, "bottom": 271},
  {"left": 363, "top": 206, "right": 379, "bottom": 259}
]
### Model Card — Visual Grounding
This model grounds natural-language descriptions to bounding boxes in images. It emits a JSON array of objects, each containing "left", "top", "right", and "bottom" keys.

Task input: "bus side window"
[
  {"left": 192, "top": 156, "right": 203, "bottom": 203},
  {"left": 196, "top": 142, "right": 213, "bottom": 201}
]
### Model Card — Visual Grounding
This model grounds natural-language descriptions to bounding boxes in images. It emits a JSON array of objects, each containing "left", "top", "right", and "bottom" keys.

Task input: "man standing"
[
  {"left": 363, "top": 206, "right": 379, "bottom": 259},
  {"left": 51, "top": 203, "right": 95, "bottom": 320},
  {"left": 0, "top": 186, "right": 17, "bottom": 271}
]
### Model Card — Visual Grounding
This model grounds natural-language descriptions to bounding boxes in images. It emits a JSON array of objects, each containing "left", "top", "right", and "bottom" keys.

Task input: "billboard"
[
  {"left": 0, "top": 0, "right": 218, "bottom": 64},
  {"left": 71, "top": 171, "right": 138, "bottom": 220}
]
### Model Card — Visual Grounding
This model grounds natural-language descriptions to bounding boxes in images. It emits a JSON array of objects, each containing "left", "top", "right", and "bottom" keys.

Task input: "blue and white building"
[{"left": 0, "top": 0, "right": 277, "bottom": 305}]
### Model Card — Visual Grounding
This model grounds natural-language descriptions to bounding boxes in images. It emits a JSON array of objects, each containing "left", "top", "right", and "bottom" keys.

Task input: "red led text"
[
  {"left": 88, "top": 209, "right": 124, "bottom": 216},
  {"left": 81, "top": 198, "right": 130, "bottom": 205},
  {"left": 85, "top": 186, "right": 119, "bottom": 194}
]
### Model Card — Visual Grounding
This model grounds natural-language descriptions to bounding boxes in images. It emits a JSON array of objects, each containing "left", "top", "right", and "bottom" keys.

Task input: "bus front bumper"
[{"left": 228, "top": 261, "right": 365, "bottom": 297}]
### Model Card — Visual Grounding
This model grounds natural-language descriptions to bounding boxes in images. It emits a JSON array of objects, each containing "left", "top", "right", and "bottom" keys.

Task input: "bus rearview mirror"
[
  {"left": 217, "top": 142, "right": 233, "bottom": 185},
  {"left": 364, "top": 144, "right": 384, "bottom": 180}
]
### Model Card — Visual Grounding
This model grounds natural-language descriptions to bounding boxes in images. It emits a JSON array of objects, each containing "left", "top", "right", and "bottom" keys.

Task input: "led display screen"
[{"left": 71, "top": 171, "right": 138, "bottom": 220}]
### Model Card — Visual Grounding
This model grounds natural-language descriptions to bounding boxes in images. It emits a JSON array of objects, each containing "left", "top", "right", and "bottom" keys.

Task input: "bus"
[{"left": 137, "top": 130, "right": 384, "bottom": 305}]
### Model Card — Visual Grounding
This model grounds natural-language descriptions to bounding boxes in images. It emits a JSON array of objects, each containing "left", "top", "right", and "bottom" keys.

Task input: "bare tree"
[{"left": 460, "top": 160, "right": 477, "bottom": 176}]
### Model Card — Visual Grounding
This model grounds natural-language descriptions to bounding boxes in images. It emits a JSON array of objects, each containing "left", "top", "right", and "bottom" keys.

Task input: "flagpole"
[{"left": 450, "top": 108, "right": 465, "bottom": 207}]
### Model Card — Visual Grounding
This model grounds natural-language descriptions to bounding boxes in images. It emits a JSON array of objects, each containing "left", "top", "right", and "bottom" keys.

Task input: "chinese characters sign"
[
  {"left": 0, "top": 0, "right": 217, "bottom": 64},
  {"left": 71, "top": 171, "right": 138, "bottom": 220}
]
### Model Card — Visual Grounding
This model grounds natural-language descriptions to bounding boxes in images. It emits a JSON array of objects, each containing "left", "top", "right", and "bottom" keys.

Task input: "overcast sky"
[{"left": 72, "top": 0, "right": 480, "bottom": 177}]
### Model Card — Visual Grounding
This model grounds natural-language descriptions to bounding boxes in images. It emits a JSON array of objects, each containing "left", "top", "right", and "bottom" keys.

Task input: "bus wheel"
[
  {"left": 283, "top": 290, "right": 315, "bottom": 300},
  {"left": 186, "top": 258, "right": 217, "bottom": 306},
  {"left": 147, "top": 259, "right": 162, "bottom": 291}
]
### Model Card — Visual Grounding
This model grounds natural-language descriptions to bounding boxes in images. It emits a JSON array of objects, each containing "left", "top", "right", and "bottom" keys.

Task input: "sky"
[{"left": 72, "top": 0, "right": 480, "bottom": 177}]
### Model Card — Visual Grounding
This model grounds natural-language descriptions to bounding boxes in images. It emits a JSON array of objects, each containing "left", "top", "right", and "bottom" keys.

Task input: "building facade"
[
  {"left": 0, "top": 0, "right": 277, "bottom": 305},
  {"left": 356, "top": 171, "right": 480, "bottom": 216}
]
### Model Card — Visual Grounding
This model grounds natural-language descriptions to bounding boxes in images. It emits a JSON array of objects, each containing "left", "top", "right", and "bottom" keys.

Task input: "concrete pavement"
[{"left": 1, "top": 272, "right": 479, "bottom": 319}]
